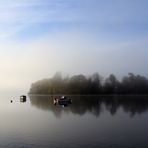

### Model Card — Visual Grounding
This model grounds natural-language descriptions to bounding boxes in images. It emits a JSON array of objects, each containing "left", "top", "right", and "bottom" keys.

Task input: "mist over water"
[
  {"left": 1, "top": 72, "right": 148, "bottom": 148},
  {"left": 0, "top": 94, "right": 148, "bottom": 148},
  {"left": 0, "top": 0, "right": 148, "bottom": 147}
]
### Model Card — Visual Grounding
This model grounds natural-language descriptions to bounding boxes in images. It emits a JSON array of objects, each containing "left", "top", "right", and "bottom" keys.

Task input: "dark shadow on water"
[{"left": 29, "top": 95, "right": 148, "bottom": 118}]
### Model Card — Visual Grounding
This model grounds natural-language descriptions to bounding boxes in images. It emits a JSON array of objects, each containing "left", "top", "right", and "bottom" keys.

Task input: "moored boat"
[
  {"left": 20, "top": 95, "right": 27, "bottom": 102},
  {"left": 53, "top": 96, "right": 72, "bottom": 105}
]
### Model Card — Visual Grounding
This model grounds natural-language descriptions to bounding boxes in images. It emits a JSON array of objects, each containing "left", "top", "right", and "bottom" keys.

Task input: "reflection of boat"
[{"left": 54, "top": 96, "right": 72, "bottom": 106}]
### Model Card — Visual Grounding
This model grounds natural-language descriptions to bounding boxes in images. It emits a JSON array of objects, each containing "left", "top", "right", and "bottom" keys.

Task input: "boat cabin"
[{"left": 20, "top": 95, "right": 27, "bottom": 102}]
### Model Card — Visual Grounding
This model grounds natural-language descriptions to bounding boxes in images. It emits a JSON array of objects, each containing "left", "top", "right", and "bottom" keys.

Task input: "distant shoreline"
[
  {"left": 28, "top": 94, "right": 148, "bottom": 96},
  {"left": 29, "top": 73, "right": 148, "bottom": 95}
]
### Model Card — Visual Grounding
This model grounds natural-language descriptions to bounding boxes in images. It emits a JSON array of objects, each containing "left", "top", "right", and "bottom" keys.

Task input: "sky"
[{"left": 0, "top": 0, "right": 148, "bottom": 92}]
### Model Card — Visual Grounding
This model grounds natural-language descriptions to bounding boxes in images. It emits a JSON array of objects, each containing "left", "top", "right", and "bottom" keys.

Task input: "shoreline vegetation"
[{"left": 29, "top": 72, "right": 148, "bottom": 95}]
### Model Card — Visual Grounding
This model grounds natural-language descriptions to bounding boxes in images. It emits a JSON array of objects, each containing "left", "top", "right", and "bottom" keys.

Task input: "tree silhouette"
[{"left": 29, "top": 72, "right": 148, "bottom": 95}]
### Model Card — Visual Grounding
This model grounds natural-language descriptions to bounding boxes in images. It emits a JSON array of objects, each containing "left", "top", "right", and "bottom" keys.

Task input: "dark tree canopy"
[{"left": 29, "top": 72, "right": 148, "bottom": 95}]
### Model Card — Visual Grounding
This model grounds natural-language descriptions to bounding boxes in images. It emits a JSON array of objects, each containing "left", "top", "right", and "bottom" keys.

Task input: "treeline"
[{"left": 29, "top": 72, "right": 148, "bottom": 95}]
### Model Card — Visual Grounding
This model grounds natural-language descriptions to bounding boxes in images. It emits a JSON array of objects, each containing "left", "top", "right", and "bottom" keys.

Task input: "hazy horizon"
[{"left": 0, "top": 0, "right": 148, "bottom": 92}]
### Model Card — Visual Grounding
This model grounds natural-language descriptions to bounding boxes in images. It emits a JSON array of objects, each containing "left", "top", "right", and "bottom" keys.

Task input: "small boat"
[
  {"left": 53, "top": 96, "right": 72, "bottom": 105},
  {"left": 20, "top": 95, "right": 27, "bottom": 102}
]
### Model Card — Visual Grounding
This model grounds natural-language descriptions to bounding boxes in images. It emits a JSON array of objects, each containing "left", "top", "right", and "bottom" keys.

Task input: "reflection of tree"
[
  {"left": 121, "top": 97, "right": 148, "bottom": 117},
  {"left": 29, "top": 95, "right": 64, "bottom": 118},
  {"left": 29, "top": 95, "right": 103, "bottom": 118},
  {"left": 70, "top": 96, "right": 102, "bottom": 117},
  {"left": 101, "top": 96, "right": 148, "bottom": 117},
  {"left": 29, "top": 95, "right": 148, "bottom": 118}
]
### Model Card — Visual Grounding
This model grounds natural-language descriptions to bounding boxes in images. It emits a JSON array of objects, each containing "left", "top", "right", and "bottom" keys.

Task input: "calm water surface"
[{"left": 1, "top": 95, "right": 148, "bottom": 148}]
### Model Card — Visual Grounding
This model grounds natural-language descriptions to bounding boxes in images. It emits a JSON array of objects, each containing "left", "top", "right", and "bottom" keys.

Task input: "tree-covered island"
[{"left": 29, "top": 72, "right": 148, "bottom": 95}]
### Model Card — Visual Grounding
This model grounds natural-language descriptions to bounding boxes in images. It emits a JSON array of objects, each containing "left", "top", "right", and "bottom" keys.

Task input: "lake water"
[{"left": 1, "top": 95, "right": 148, "bottom": 148}]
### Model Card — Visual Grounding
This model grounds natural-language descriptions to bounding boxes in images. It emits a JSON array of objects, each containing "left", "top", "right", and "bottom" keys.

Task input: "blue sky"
[
  {"left": 0, "top": 0, "right": 148, "bottom": 91},
  {"left": 0, "top": 0, "right": 148, "bottom": 40}
]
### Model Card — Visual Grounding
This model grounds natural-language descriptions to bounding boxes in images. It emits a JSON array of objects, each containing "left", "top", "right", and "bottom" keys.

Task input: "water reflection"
[
  {"left": 29, "top": 95, "right": 148, "bottom": 118},
  {"left": 53, "top": 96, "right": 72, "bottom": 107}
]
